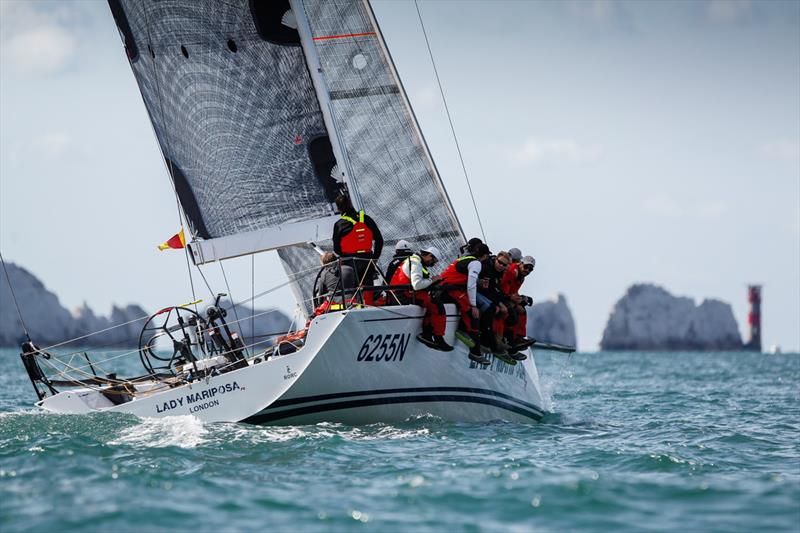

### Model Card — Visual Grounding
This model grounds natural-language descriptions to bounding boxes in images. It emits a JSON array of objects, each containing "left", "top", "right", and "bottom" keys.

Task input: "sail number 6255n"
[{"left": 357, "top": 334, "right": 411, "bottom": 362}]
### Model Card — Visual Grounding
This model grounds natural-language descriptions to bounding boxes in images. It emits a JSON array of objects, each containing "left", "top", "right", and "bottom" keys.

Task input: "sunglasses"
[{"left": 496, "top": 260, "right": 510, "bottom": 267}]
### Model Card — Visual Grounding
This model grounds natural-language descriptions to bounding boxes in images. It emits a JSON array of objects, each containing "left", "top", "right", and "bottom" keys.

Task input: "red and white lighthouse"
[{"left": 746, "top": 285, "right": 762, "bottom": 351}]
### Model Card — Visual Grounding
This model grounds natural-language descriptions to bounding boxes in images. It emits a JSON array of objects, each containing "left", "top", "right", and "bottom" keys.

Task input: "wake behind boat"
[{"left": 12, "top": 0, "right": 574, "bottom": 424}]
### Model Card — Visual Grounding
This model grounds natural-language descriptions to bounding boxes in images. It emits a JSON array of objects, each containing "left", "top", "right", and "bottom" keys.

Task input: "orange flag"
[{"left": 158, "top": 229, "right": 186, "bottom": 251}]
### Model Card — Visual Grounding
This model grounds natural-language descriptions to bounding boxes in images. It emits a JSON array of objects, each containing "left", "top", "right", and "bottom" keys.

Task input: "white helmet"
[
  {"left": 421, "top": 246, "right": 442, "bottom": 261},
  {"left": 395, "top": 239, "right": 412, "bottom": 253}
]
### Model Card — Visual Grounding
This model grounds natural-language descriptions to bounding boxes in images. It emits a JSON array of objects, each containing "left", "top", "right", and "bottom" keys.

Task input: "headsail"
[
  {"left": 108, "top": 0, "right": 344, "bottom": 262},
  {"left": 281, "top": 0, "right": 465, "bottom": 312}
]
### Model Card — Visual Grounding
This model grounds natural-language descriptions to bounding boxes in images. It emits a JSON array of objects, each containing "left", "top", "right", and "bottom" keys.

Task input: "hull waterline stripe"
[
  {"left": 243, "top": 394, "right": 543, "bottom": 424},
  {"left": 268, "top": 386, "right": 544, "bottom": 414}
]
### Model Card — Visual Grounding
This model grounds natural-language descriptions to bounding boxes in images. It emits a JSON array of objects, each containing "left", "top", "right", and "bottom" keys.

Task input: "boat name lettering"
[
  {"left": 468, "top": 358, "right": 528, "bottom": 384},
  {"left": 155, "top": 381, "right": 241, "bottom": 414},
  {"left": 189, "top": 399, "right": 220, "bottom": 413},
  {"left": 357, "top": 334, "right": 411, "bottom": 362}
]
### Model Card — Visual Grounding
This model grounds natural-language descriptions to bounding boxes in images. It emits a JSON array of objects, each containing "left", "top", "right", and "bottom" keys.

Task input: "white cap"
[
  {"left": 421, "top": 246, "right": 442, "bottom": 261},
  {"left": 395, "top": 239, "right": 412, "bottom": 253},
  {"left": 508, "top": 248, "right": 522, "bottom": 261},
  {"left": 522, "top": 255, "right": 536, "bottom": 268}
]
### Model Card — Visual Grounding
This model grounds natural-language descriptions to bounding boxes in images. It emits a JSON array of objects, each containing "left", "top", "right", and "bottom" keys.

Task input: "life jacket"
[
  {"left": 501, "top": 262, "right": 524, "bottom": 295},
  {"left": 440, "top": 255, "right": 477, "bottom": 286},
  {"left": 339, "top": 210, "right": 374, "bottom": 255},
  {"left": 384, "top": 252, "right": 411, "bottom": 283},
  {"left": 390, "top": 254, "right": 429, "bottom": 286}
]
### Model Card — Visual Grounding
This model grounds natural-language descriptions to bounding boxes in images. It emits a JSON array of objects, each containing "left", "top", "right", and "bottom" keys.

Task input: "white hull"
[{"left": 38, "top": 305, "right": 548, "bottom": 424}]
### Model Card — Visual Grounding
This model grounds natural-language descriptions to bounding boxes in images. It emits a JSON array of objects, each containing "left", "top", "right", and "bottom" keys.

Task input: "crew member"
[
  {"left": 390, "top": 246, "right": 451, "bottom": 351},
  {"left": 440, "top": 242, "right": 491, "bottom": 364},
  {"left": 312, "top": 252, "right": 354, "bottom": 315},
  {"left": 478, "top": 251, "right": 513, "bottom": 357},
  {"left": 501, "top": 255, "right": 537, "bottom": 352},
  {"left": 384, "top": 239, "right": 413, "bottom": 286},
  {"left": 332, "top": 194, "right": 383, "bottom": 305}
]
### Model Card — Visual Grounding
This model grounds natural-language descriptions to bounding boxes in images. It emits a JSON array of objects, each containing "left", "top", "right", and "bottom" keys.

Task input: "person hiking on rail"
[
  {"left": 501, "top": 254, "right": 537, "bottom": 353},
  {"left": 477, "top": 251, "right": 513, "bottom": 358},
  {"left": 390, "top": 246, "right": 451, "bottom": 352},
  {"left": 439, "top": 242, "right": 491, "bottom": 365},
  {"left": 332, "top": 193, "right": 383, "bottom": 305}
]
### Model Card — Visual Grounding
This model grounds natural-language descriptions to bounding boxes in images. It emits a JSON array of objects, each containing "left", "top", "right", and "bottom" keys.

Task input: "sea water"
[{"left": 1, "top": 349, "right": 798, "bottom": 532}]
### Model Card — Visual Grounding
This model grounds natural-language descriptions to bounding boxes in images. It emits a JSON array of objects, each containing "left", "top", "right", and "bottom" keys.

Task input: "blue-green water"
[{"left": 1, "top": 349, "right": 798, "bottom": 532}]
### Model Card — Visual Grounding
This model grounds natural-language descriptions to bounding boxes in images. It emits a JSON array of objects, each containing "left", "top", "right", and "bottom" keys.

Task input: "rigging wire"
[
  {"left": 251, "top": 254, "right": 255, "bottom": 347},
  {"left": 194, "top": 263, "right": 215, "bottom": 297},
  {"left": 413, "top": 0, "right": 486, "bottom": 242},
  {"left": 218, "top": 260, "right": 247, "bottom": 356},
  {"left": 0, "top": 251, "right": 31, "bottom": 341}
]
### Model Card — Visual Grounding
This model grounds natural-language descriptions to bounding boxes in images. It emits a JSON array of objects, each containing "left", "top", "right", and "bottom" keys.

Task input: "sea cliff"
[
  {"left": 600, "top": 283, "right": 742, "bottom": 351},
  {"left": 0, "top": 262, "right": 290, "bottom": 347},
  {"left": 527, "top": 293, "right": 577, "bottom": 348}
]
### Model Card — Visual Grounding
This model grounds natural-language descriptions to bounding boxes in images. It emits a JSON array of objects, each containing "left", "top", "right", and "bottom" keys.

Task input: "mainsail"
[
  {"left": 108, "top": 0, "right": 343, "bottom": 263},
  {"left": 110, "top": 0, "right": 465, "bottom": 313}
]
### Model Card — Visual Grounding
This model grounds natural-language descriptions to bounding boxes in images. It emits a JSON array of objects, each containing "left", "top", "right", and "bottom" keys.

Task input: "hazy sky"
[{"left": 1, "top": 0, "right": 798, "bottom": 351}]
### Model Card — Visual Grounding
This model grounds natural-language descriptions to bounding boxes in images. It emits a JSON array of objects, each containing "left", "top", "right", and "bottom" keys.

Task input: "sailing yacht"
[{"left": 20, "top": 0, "right": 572, "bottom": 424}]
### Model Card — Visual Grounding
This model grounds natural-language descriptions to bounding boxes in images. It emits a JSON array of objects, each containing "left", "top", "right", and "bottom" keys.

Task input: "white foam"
[{"left": 109, "top": 415, "right": 208, "bottom": 448}]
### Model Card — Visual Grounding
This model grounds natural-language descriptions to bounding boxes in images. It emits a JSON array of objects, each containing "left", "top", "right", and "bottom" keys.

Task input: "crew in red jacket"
[
  {"left": 440, "top": 242, "right": 491, "bottom": 364},
  {"left": 390, "top": 246, "right": 451, "bottom": 352},
  {"left": 332, "top": 194, "right": 383, "bottom": 305},
  {"left": 501, "top": 252, "right": 536, "bottom": 353}
]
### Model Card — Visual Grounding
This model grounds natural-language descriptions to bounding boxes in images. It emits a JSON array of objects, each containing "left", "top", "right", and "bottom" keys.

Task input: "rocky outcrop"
[
  {"left": 1, "top": 261, "right": 292, "bottom": 348},
  {"left": 72, "top": 302, "right": 149, "bottom": 346},
  {"left": 600, "top": 283, "right": 742, "bottom": 350},
  {"left": 527, "top": 293, "right": 577, "bottom": 347},
  {"left": 222, "top": 303, "right": 293, "bottom": 344},
  {"left": 0, "top": 263, "right": 76, "bottom": 346}
]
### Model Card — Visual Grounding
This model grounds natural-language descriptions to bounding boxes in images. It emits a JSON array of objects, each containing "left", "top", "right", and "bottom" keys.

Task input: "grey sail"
[
  {"left": 280, "top": 0, "right": 465, "bottom": 312},
  {"left": 108, "top": 0, "right": 342, "bottom": 263}
]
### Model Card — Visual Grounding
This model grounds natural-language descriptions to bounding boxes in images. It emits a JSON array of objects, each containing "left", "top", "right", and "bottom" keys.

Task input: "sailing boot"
[
  {"left": 468, "top": 344, "right": 490, "bottom": 365},
  {"left": 433, "top": 335, "right": 454, "bottom": 352},
  {"left": 511, "top": 336, "right": 536, "bottom": 352},
  {"left": 416, "top": 332, "right": 438, "bottom": 349},
  {"left": 492, "top": 334, "right": 509, "bottom": 356},
  {"left": 510, "top": 350, "right": 528, "bottom": 361},
  {"left": 495, "top": 333, "right": 512, "bottom": 353},
  {"left": 492, "top": 334, "right": 518, "bottom": 365}
]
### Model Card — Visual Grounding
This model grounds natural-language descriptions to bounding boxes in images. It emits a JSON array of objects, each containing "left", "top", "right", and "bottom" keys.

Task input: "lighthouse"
[{"left": 746, "top": 285, "right": 762, "bottom": 351}]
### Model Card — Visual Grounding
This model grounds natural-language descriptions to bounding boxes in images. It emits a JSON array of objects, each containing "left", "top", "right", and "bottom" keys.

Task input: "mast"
[{"left": 290, "top": 0, "right": 363, "bottom": 210}]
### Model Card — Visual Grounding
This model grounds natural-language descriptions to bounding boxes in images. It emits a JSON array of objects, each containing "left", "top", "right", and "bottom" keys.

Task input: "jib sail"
[{"left": 279, "top": 0, "right": 465, "bottom": 312}]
